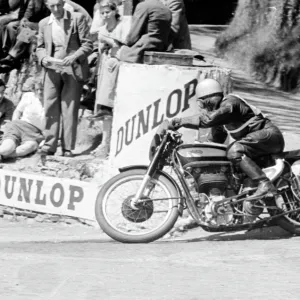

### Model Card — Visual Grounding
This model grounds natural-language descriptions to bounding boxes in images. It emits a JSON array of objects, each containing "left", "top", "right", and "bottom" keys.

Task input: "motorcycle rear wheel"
[
  {"left": 95, "top": 169, "right": 180, "bottom": 243},
  {"left": 272, "top": 175, "right": 300, "bottom": 235}
]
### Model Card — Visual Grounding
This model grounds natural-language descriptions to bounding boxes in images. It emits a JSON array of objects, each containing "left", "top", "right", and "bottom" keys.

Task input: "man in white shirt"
[
  {"left": 0, "top": 78, "right": 45, "bottom": 160},
  {"left": 36, "top": 0, "right": 93, "bottom": 157}
]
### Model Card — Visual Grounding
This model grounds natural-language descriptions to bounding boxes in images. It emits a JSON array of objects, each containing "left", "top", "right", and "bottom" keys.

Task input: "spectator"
[
  {"left": 0, "top": 78, "right": 44, "bottom": 160},
  {"left": 0, "top": 0, "right": 20, "bottom": 58},
  {"left": 0, "top": 0, "right": 92, "bottom": 71},
  {"left": 0, "top": 0, "right": 50, "bottom": 70},
  {"left": 118, "top": 0, "right": 171, "bottom": 63},
  {"left": 0, "top": 78, "right": 14, "bottom": 133},
  {"left": 160, "top": 0, "right": 191, "bottom": 50},
  {"left": 1, "top": 0, "right": 32, "bottom": 60},
  {"left": 87, "top": 0, "right": 171, "bottom": 159},
  {"left": 90, "top": 0, "right": 172, "bottom": 120},
  {"left": 36, "top": 0, "right": 93, "bottom": 157},
  {"left": 88, "top": 0, "right": 122, "bottom": 158},
  {"left": 90, "top": 0, "right": 123, "bottom": 36}
]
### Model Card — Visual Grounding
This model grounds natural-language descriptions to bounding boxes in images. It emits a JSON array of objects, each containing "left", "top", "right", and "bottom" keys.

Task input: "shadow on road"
[{"left": 162, "top": 226, "right": 295, "bottom": 243}]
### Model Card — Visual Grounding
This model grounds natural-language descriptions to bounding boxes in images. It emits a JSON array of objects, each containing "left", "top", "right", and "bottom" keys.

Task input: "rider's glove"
[{"left": 168, "top": 118, "right": 182, "bottom": 131}]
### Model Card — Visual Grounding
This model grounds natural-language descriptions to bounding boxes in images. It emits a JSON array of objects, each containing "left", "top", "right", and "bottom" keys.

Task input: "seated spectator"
[
  {"left": 0, "top": 78, "right": 14, "bottom": 132},
  {"left": 1, "top": 0, "right": 32, "bottom": 63},
  {"left": 0, "top": 0, "right": 20, "bottom": 58},
  {"left": 0, "top": 0, "right": 49, "bottom": 70},
  {"left": 0, "top": 0, "right": 92, "bottom": 71},
  {"left": 118, "top": 0, "right": 171, "bottom": 63},
  {"left": 160, "top": 0, "right": 191, "bottom": 50},
  {"left": 0, "top": 78, "right": 44, "bottom": 160}
]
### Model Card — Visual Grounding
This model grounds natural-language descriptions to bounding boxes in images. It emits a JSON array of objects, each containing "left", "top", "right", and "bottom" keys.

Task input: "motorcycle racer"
[{"left": 168, "top": 78, "right": 285, "bottom": 199}]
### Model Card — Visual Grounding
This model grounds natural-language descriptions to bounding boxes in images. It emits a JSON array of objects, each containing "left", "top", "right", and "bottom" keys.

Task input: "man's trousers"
[{"left": 43, "top": 69, "right": 83, "bottom": 152}]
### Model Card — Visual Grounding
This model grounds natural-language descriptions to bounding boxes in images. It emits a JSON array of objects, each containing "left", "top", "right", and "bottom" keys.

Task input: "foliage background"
[{"left": 215, "top": 0, "right": 300, "bottom": 91}]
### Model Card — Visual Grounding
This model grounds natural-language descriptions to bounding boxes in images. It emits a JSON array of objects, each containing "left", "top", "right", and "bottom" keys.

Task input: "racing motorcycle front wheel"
[{"left": 95, "top": 169, "right": 180, "bottom": 243}]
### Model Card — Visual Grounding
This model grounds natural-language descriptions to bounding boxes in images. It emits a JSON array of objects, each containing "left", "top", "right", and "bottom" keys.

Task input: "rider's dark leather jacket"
[{"left": 178, "top": 94, "right": 271, "bottom": 142}]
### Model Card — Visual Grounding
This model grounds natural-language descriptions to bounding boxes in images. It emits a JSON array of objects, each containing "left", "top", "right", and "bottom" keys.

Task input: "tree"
[{"left": 215, "top": 0, "right": 300, "bottom": 91}]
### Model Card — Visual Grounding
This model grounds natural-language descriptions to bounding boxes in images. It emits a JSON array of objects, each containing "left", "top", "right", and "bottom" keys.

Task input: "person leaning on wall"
[{"left": 87, "top": 0, "right": 123, "bottom": 159}]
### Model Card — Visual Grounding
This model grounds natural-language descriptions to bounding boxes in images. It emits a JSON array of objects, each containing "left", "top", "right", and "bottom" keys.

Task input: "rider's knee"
[{"left": 227, "top": 142, "right": 245, "bottom": 162}]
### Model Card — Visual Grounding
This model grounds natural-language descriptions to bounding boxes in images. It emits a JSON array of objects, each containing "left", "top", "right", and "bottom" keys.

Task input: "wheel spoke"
[
  {"left": 276, "top": 186, "right": 300, "bottom": 225},
  {"left": 101, "top": 175, "right": 175, "bottom": 235}
]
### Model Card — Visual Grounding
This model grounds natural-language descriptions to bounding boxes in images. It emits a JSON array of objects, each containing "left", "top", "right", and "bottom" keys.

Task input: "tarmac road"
[
  {"left": 1, "top": 224, "right": 300, "bottom": 300},
  {"left": 2, "top": 26, "right": 300, "bottom": 300}
]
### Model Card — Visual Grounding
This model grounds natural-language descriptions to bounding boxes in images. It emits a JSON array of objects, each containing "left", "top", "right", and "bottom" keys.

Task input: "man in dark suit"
[
  {"left": 91, "top": 0, "right": 172, "bottom": 120},
  {"left": 36, "top": 0, "right": 92, "bottom": 157},
  {"left": 119, "top": 0, "right": 172, "bottom": 63},
  {"left": 0, "top": 0, "right": 49, "bottom": 68},
  {"left": 160, "top": 0, "right": 191, "bottom": 50},
  {"left": 1, "top": 0, "right": 31, "bottom": 55}
]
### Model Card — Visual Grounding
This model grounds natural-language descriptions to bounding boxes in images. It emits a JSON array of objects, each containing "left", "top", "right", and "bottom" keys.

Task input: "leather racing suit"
[{"left": 171, "top": 94, "right": 285, "bottom": 167}]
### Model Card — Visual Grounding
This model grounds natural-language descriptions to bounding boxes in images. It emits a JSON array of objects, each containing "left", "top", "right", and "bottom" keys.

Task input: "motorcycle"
[{"left": 95, "top": 120, "right": 300, "bottom": 243}]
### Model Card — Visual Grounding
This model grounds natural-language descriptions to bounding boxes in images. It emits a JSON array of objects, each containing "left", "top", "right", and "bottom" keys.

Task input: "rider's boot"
[
  {"left": 238, "top": 155, "right": 276, "bottom": 197},
  {"left": 236, "top": 155, "right": 276, "bottom": 222}
]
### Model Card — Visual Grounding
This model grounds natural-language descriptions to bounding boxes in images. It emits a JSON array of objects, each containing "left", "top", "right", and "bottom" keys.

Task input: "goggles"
[{"left": 196, "top": 92, "right": 223, "bottom": 110}]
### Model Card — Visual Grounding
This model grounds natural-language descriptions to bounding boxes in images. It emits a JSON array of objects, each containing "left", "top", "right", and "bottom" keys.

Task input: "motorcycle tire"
[{"left": 95, "top": 169, "right": 180, "bottom": 243}]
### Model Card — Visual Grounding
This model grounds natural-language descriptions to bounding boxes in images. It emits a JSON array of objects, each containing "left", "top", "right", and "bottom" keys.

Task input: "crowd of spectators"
[{"left": 0, "top": 0, "right": 192, "bottom": 161}]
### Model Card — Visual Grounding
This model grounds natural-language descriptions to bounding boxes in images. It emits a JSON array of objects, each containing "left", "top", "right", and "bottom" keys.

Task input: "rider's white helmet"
[{"left": 196, "top": 78, "right": 223, "bottom": 99}]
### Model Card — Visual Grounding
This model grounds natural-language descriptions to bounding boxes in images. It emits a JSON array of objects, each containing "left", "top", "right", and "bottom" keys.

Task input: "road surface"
[{"left": 0, "top": 221, "right": 300, "bottom": 300}]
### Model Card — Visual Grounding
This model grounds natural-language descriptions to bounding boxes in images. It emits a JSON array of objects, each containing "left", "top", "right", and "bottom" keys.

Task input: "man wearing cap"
[{"left": 168, "top": 78, "right": 285, "bottom": 217}]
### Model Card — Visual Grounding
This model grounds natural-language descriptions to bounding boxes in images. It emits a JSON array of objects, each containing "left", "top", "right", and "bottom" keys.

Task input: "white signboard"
[
  {"left": 109, "top": 63, "right": 231, "bottom": 169},
  {"left": 0, "top": 170, "right": 100, "bottom": 221}
]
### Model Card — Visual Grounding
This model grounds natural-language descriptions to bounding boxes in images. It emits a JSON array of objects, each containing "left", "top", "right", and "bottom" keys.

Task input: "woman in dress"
[{"left": 91, "top": 0, "right": 122, "bottom": 158}]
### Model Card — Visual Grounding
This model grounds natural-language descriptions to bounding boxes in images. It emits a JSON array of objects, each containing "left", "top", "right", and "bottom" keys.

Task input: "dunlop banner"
[
  {"left": 110, "top": 63, "right": 232, "bottom": 168},
  {"left": 0, "top": 170, "right": 100, "bottom": 220}
]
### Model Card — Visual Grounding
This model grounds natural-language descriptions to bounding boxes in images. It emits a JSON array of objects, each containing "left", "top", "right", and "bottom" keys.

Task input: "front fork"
[
  {"left": 131, "top": 174, "right": 153, "bottom": 208},
  {"left": 131, "top": 135, "right": 168, "bottom": 208}
]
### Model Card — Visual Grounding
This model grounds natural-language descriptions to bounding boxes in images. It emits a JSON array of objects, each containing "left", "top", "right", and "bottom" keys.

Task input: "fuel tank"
[{"left": 176, "top": 143, "right": 230, "bottom": 167}]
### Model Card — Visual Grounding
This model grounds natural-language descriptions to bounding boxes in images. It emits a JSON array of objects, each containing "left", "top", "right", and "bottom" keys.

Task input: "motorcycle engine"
[
  {"left": 197, "top": 166, "right": 228, "bottom": 195},
  {"left": 186, "top": 165, "right": 234, "bottom": 226}
]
